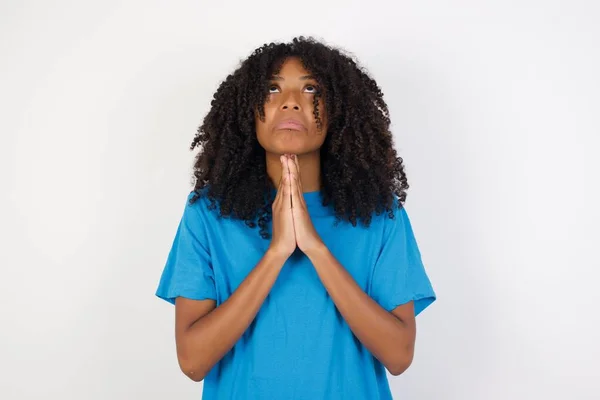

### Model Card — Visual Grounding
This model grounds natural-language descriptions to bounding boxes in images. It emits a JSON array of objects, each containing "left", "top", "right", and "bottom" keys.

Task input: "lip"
[{"left": 274, "top": 118, "right": 307, "bottom": 131}]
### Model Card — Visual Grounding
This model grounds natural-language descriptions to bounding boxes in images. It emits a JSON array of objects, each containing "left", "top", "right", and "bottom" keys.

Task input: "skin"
[
  {"left": 256, "top": 56, "right": 327, "bottom": 193},
  {"left": 174, "top": 58, "right": 417, "bottom": 382}
]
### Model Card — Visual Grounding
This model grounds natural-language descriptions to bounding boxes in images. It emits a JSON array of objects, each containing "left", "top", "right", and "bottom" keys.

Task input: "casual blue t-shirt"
[{"left": 156, "top": 187, "right": 436, "bottom": 399}]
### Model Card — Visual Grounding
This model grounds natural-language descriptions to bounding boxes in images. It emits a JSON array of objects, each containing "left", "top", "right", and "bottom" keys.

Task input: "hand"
[
  {"left": 267, "top": 155, "right": 297, "bottom": 258},
  {"left": 286, "top": 154, "right": 325, "bottom": 255}
]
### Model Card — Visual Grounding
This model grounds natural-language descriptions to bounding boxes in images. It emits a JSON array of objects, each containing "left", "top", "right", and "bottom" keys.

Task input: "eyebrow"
[{"left": 270, "top": 75, "right": 316, "bottom": 81}]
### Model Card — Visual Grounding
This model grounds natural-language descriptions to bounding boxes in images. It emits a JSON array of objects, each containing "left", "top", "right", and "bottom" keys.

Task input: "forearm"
[
  {"left": 305, "top": 245, "right": 415, "bottom": 375},
  {"left": 180, "top": 249, "right": 288, "bottom": 379}
]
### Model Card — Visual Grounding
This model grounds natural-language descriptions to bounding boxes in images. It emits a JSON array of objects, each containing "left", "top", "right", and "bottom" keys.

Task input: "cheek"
[
  {"left": 303, "top": 101, "right": 318, "bottom": 122},
  {"left": 256, "top": 102, "right": 275, "bottom": 128},
  {"left": 260, "top": 103, "right": 278, "bottom": 128},
  {"left": 255, "top": 106, "right": 276, "bottom": 149}
]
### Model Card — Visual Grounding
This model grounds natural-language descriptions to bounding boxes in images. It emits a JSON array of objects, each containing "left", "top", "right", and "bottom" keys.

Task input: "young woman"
[{"left": 156, "top": 36, "right": 436, "bottom": 399}]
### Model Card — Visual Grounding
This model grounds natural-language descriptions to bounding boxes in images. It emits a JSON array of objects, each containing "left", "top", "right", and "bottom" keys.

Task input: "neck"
[{"left": 266, "top": 151, "right": 321, "bottom": 192}]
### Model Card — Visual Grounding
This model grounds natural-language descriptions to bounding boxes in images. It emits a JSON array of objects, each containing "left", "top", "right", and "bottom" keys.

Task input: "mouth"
[{"left": 274, "top": 118, "right": 307, "bottom": 131}]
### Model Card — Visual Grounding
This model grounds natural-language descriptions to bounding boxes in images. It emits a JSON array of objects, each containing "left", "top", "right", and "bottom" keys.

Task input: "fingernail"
[{"left": 291, "top": 154, "right": 296, "bottom": 160}]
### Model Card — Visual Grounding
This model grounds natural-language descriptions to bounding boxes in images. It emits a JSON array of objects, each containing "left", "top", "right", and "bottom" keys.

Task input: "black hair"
[{"left": 189, "top": 36, "right": 409, "bottom": 239}]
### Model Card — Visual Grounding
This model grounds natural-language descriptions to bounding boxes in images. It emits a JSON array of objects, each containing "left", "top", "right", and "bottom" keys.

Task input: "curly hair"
[{"left": 188, "top": 36, "right": 409, "bottom": 239}]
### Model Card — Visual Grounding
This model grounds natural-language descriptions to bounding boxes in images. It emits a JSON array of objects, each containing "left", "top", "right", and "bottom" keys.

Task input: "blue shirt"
[{"left": 156, "top": 188, "right": 436, "bottom": 399}]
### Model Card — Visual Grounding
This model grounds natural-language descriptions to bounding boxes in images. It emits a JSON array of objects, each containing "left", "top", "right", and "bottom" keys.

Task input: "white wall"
[{"left": 2, "top": 1, "right": 599, "bottom": 399}]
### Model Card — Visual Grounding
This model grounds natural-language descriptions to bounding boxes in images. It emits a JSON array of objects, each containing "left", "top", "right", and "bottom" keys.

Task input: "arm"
[
  {"left": 171, "top": 156, "right": 297, "bottom": 382},
  {"left": 175, "top": 249, "right": 288, "bottom": 382},
  {"left": 282, "top": 154, "right": 418, "bottom": 375},
  {"left": 305, "top": 245, "right": 416, "bottom": 376}
]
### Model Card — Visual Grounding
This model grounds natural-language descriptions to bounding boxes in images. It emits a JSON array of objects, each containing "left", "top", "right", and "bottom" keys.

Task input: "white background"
[{"left": 2, "top": 1, "right": 599, "bottom": 399}]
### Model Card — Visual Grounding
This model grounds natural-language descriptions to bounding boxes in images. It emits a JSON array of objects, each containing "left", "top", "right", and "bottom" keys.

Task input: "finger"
[
  {"left": 288, "top": 157, "right": 301, "bottom": 210},
  {"left": 293, "top": 154, "right": 300, "bottom": 180},
  {"left": 288, "top": 154, "right": 298, "bottom": 178},
  {"left": 273, "top": 155, "right": 286, "bottom": 207},
  {"left": 275, "top": 156, "right": 284, "bottom": 195},
  {"left": 283, "top": 174, "right": 292, "bottom": 210},
  {"left": 292, "top": 154, "right": 306, "bottom": 207},
  {"left": 288, "top": 155, "right": 305, "bottom": 208},
  {"left": 282, "top": 157, "right": 292, "bottom": 210}
]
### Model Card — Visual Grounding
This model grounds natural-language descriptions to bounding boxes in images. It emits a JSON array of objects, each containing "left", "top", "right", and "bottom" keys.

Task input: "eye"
[
  {"left": 304, "top": 85, "right": 319, "bottom": 94},
  {"left": 268, "top": 84, "right": 280, "bottom": 94}
]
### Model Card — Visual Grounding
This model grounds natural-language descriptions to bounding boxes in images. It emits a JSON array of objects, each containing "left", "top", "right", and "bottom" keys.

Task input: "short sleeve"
[
  {"left": 368, "top": 203, "right": 436, "bottom": 316},
  {"left": 155, "top": 192, "right": 217, "bottom": 305}
]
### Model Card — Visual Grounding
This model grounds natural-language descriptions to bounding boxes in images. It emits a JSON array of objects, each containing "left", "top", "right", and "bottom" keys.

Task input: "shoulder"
[
  {"left": 184, "top": 186, "right": 217, "bottom": 210},
  {"left": 179, "top": 187, "right": 216, "bottom": 223},
  {"left": 376, "top": 194, "right": 411, "bottom": 236},
  {"left": 373, "top": 194, "right": 408, "bottom": 221},
  {"left": 182, "top": 186, "right": 235, "bottom": 230}
]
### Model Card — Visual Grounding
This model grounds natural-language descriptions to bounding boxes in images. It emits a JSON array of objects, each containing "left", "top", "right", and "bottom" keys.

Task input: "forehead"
[{"left": 271, "top": 57, "right": 313, "bottom": 79}]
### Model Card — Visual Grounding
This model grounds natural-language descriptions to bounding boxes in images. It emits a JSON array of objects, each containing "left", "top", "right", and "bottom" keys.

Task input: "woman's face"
[{"left": 255, "top": 57, "right": 327, "bottom": 156}]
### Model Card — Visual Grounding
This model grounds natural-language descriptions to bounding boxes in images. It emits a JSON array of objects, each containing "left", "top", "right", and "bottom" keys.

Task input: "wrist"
[
  {"left": 303, "top": 242, "right": 328, "bottom": 260},
  {"left": 265, "top": 246, "right": 292, "bottom": 264}
]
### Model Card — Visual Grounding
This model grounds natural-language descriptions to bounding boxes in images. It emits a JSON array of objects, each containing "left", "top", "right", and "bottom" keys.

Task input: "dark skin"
[
  {"left": 256, "top": 56, "right": 327, "bottom": 193},
  {"left": 174, "top": 58, "right": 416, "bottom": 382}
]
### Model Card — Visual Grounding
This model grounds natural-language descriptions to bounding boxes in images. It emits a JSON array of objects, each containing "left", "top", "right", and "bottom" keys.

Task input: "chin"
[
  {"left": 271, "top": 138, "right": 309, "bottom": 154},
  {"left": 273, "top": 145, "right": 307, "bottom": 156}
]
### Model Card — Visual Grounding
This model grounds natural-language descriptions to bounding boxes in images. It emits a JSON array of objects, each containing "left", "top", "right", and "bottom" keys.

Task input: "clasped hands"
[{"left": 270, "top": 154, "right": 324, "bottom": 257}]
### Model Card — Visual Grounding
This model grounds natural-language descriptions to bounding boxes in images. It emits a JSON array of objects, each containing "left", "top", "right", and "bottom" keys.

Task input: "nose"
[{"left": 280, "top": 91, "right": 301, "bottom": 111}]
